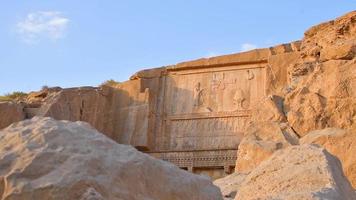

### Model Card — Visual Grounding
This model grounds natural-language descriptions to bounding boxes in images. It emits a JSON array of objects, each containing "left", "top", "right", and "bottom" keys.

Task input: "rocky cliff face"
[
  {"left": 213, "top": 11, "right": 356, "bottom": 199},
  {"left": 0, "top": 117, "right": 222, "bottom": 200},
  {"left": 0, "top": 102, "right": 25, "bottom": 129},
  {"left": 21, "top": 84, "right": 150, "bottom": 150},
  {"left": 12, "top": 11, "right": 353, "bottom": 146},
  {"left": 284, "top": 11, "right": 356, "bottom": 136},
  {"left": 0, "top": 10, "right": 355, "bottom": 199}
]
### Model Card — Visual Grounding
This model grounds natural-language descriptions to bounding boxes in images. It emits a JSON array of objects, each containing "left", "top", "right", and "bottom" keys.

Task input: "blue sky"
[{"left": 0, "top": 1, "right": 354, "bottom": 94}]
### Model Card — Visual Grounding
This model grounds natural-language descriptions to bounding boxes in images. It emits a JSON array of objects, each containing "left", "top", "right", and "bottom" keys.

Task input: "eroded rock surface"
[
  {"left": 301, "top": 127, "right": 356, "bottom": 188},
  {"left": 25, "top": 85, "right": 150, "bottom": 150},
  {"left": 1, "top": 11, "right": 354, "bottom": 182},
  {"left": 285, "top": 11, "right": 356, "bottom": 136},
  {"left": 235, "top": 122, "right": 299, "bottom": 174},
  {"left": 0, "top": 102, "right": 25, "bottom": 129},
  {"left": 213, "top": 173, "right": 247, "bottom": 200},
  {"left": 0, "top": 117, "right": 222, "bottom": 200},
  {"left": 236, "top": 145, "right": 356, "bottom": 200}
]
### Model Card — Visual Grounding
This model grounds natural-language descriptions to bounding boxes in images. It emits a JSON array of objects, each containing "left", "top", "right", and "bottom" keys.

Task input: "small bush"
[
  {"left": 0, "top": 96, "right": 11, "bottom": 101},
  {"left": 0, "top": 91, "right": 28, "bottom": 101},
  {"left": 100, "top": 79, "right": 120, "bottom": 87}
]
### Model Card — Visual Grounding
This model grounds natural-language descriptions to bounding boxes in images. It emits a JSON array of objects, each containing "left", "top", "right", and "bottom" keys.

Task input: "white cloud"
[
  {"left": 205, "top": 52, "right": 218, "bottom": 58},
  {"left": 17, "top": 11, "right": 69, "bottom": 44},
  {"left": 240, "top": 43, "right": 257, "bottom": 52}
]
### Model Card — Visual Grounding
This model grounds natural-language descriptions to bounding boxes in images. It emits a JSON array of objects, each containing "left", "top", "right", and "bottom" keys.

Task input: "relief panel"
[
  {"left": 164, "top": 65, "right": 265, "bottom": 115},
  {"left": 162, "top": 64, "right": 266, "bottom": 151}
]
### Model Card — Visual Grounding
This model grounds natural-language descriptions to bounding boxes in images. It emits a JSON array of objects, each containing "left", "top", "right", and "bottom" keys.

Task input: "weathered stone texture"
[
  {"left": 234, "top": 122, "right": 299, "bottom": 174},
  {"left": 235, "top": 145, "right": 355, "bottom": 200},
  {"left": 0, "top": 117, "right": 222, "bottom": 200},
  {"left": 301, "top": 127, "right": 356, "bottom": 188},
  {"left": 284, "top": 11, "right": 356, "bottom": 136},
  {"left": 0, "top": 102, "right": 25, "bottom": 129},
  {"left": 213, "top": 173, "right": 247, "bottom": 200},
  {"left": 31, "top": 84, "right": 151, "bottom": 150},
  {"left": 6, "top": 11, "right": 354, "bottom": 180}
]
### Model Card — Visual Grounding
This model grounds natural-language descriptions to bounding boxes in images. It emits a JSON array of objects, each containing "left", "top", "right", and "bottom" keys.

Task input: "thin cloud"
[
  {"left": 17, "top": 11, "right": 69, "bottom": 44},
  {"left": 205, "top": 52, "right": 218, "bottom": 58},
  {"left": 240, "top": 43, "right": 257, "bottom": 52}
]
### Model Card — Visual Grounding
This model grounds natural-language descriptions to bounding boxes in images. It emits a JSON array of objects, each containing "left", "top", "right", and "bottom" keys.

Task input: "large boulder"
[
  {"left": 0, "top": 117, "right": 222, "bottom": 200},
  {"left": 0, "top": 102, "right": 25, "bottom": 129},
  {"left": 235, "top": 122, "right": 299, "bottom": 174},
  {"left": 235, "top": 145, "right": 356, "bottom": 200},
  {"left": 301, "top": 127, "right": 356, "bottom": 188}
]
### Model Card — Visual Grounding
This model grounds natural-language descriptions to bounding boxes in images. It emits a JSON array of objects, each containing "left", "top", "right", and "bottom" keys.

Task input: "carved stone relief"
[{"left": 161, "top": 64, "right": 266, "bottom": 152}]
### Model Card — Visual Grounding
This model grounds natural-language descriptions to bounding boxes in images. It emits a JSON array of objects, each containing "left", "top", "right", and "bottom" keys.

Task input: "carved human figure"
[
  {"left": 193, "top": 82, "right": 205, "bottom": 107},
  {"left": 233, "top": 88, "right": 246, "bottom": 110},
  {"left": 246, "top": 69, "right": 255, "bottom": 80}
]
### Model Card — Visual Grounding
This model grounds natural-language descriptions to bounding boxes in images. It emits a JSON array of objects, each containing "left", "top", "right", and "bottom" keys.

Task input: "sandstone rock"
[
  {"left": 3, "top": 11, "right": 354, "bottom": 180},
  {"left": 285, "top": 58, "right": 356, "bottom": 136},
  {"left": 235, "top": 122, "right": 299, "bottom": 174},
  {"left": 251, "top": 95, "right": 286, "bottom": 123},
  {"left": 235, "top": 145, "right": 356, "bottom": 200},
  {"left": 284, "top": 12, "right": 356, "bottom": 137},
  {"left": 32, "top": 85, "right": 151, "bottom": 150},
  {"left": 25, "top": 87, "right": 62, "bottom": 107},
  {"left": 301, "top": 11, "right": 356, "bottom": 61},
  {"left": 266, "top": 51, "right": 300, "bottom": 95},
  {"left": 130, "top": 67, "right": 166, "bottom": 80},
  {"left": 0, "top": 117, "right": 222, "bottom": 200},
  {"left": 300, "top": 127, "right": 356, "bottom": 189},
  {"left": 320, "top": 41, "right": 356, "bottom": 61},
  {"left": 213, "top": 173, "right": 247, "bottom": 200},
  {"left": 0, "top": 102, "right": 25, "bottom": 129},
  {"left": 285, "top": 87, "right": 327, "bottom": 137}
]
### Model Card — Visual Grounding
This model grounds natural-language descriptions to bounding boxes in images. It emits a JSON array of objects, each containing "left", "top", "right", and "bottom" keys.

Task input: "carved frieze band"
[
  {"left": 168, "top": 110, "right": 251, "bottom": 120},
  {"left": 149, "top": 150, "right": 237, "bottom": 168},
  {"left": 167, "top": 111, "right": 251, "bottom": 139}
]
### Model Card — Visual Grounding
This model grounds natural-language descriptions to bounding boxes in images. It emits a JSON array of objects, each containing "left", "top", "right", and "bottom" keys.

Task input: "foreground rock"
[
  {"left": 213, "top": 173, "right": 247, "bottom": 200},
  {"left": 235, "top": 122, "right": 299, "bottom": 174},
  {"left": 0, "top": 117, "right": 222, "bottom": 200},
  {"left": 301, "top": 127, "right": 356, "bottom": 188},
  {"left": 0, "top": 102, "right": 25, "bottom": 129},
  {"left": 235, "top": 145, "right": 355, "bottom": 200}
]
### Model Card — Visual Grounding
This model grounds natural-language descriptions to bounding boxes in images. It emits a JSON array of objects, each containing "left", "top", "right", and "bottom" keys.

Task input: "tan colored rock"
[
  {"left": 172, "top": 48, "right": 271, "bottom": 70},
  {"left": 25, "top": 87, "right": 62, "bottom": 106},
  {"left": 235, "top": 122, "right": 299, "bottom": 174},
  {"left": 284, "top": 12, "right": 355, "bottom": 137},
  {"left": 251, "top": 95, "right": 286, "bottom": 123},
  {"left": 300, "top": 127, "right": 356, "bottom": 188},
  {"left": 130, "top": 67, "right": 166, "bottom": 80},
  {"left": 2, "top": 11, "right": 352, "bottom": 180},
  {"left": 285, "top": 58, "right": 356, "bottom": 136},
  {"left": 301, "top": 11, "right": 356, "bottom": 61},
  {"left": 266, "top": 51, "right": 300, "bottom": 95},
  {"left": 0, "top": 102, "right": 25, "bottom": 129},
  {"left": 213, "top": 173, "right": 247, "bottom": 200},
  {"left": 235, "top": 145, "right": 356, "bottom": 200},
  {"left": 285, "top": 87, "right": 327, "bottom": 136},
  {"left": 320, "top": 41, "right": 356, "bottom": 61},
  {"left": 33, "top": 85, "right": 151, "bottom": 150},
  {"left": 0, "top": 117, "right": 222, "bottom": 200}
]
